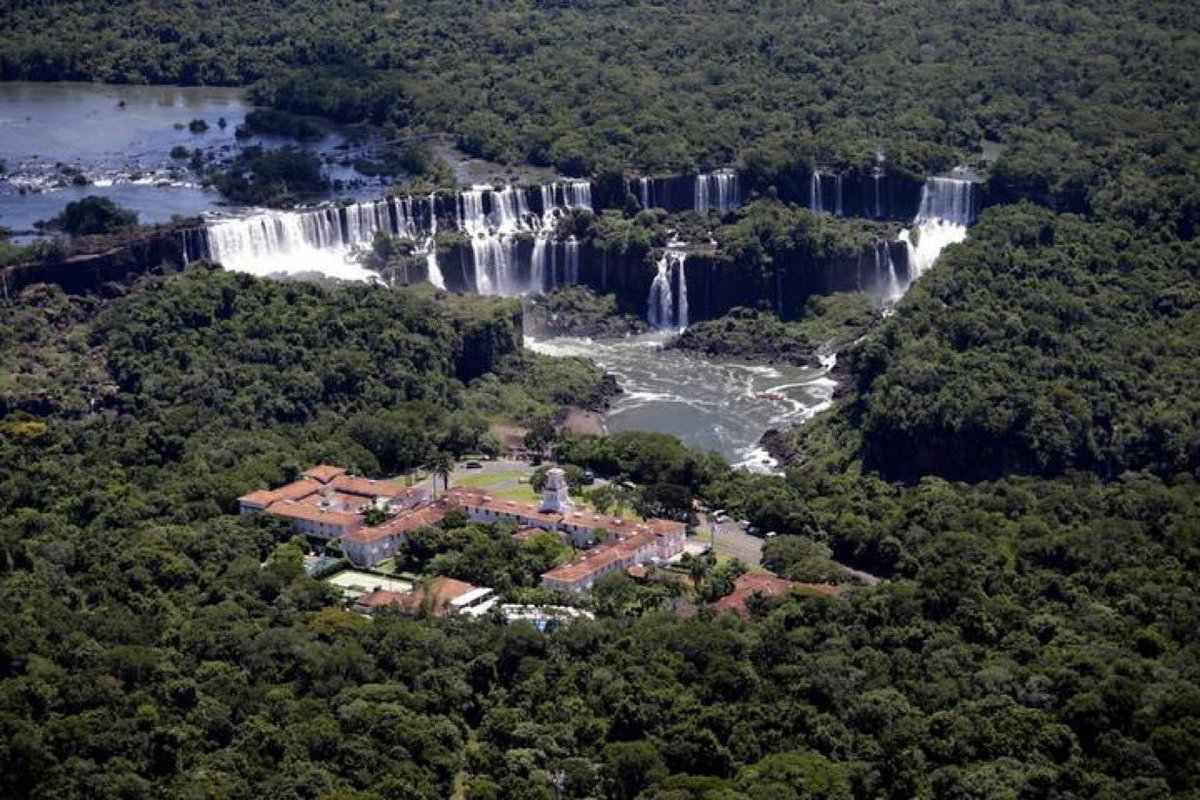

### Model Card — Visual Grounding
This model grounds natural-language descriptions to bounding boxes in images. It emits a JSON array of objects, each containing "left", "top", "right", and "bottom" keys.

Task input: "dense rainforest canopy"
[
  {"left": 2, "top": 0, "right": 1196, "bottom": 189},
  {"left": 1, "top": 262, "right": 1197, "bottom": 800},
  {"left": 2, "top": 0, "right": 1200, "bottom": 798}
]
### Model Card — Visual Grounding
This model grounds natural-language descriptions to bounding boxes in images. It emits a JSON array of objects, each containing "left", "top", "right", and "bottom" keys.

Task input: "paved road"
[{"left": 705, "top": 518, "right": 764, "bottom": 566}]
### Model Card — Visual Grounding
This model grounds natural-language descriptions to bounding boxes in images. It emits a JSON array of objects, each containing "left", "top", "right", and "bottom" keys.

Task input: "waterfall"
[
  {"left": 876, "top": 242, "right": 900, "bottom": 301},
  {"left": 872, "top": 168, "right": 883, "bottom": 218},
  {"left": 647, "top": 255, "right": 674, "bottom": 330},
  {"left": 524, "top": 179, "right": 590, "bottom": 294},
  {"left": 563, "top": 180, "right": 592, "bottom": 210},
  {"left": 916, "top": 176, "right": 975, "bottom": 225},
  {"left": 531, "top": 238, "right": 548, "bottom": 293},
  {"left": 646, "top": 251, "right": 688, "bottom": 330},
  {"left": 200, "top": 179, "right": 593, "bottom": 291},
  {"left": 424, "top": 193, "right": 444, "bottom": 289},
  {"left": 203, "top": 198, "right": 427, "bottom": 282},
  {"left": 459, "top": 183, "right": 551, "bottom": 295},
  {"left": 458, "top": 187, "right": 503, "bottom": 294},
  {"left": 639, "top": 177, "right": 652, "bottom": 209},
  {"left": 694, "top": 170, "right": 740, "bottom": 213},
  {"left": 565, "top": 238, "right": 580, "bottom": 285},
  {"left": 811, "top": 171, "right": 844, "bottom": 216},
  {"left": 892, "top": 177, "right": 976, "bottom": 297},
  {"left": 674, "top": 252, "right": 688, "bottom": 329}
]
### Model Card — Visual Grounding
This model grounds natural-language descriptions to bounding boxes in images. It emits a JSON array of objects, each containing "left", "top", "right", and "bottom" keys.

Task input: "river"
[
  {"left": 0, "top": 82, "right": 390, "bottom": 239},
  {"left": 0, "top": 82, "right": 253, "bottom": 235},
  {"left": 526, "top": 333, "right": 835, "bottom": 471}
]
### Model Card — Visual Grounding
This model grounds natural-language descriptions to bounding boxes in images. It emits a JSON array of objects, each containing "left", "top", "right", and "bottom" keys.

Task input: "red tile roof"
[
  {"left": 238, "top": 490, "right": 277, "bottom": 507},
  {"left": 558, "top": 509, "right": 685, "bottom": 539},
  {"left": 541, "top": 528, "right": 671, "bottom": 586},
  {"left": 238, "top": 478, "right": 322, "bottom": 507},
  {"left": 342, "top": 505, "right": 449, "bottom": 543},
  {"left": 331, "top": 474, "right": 412, "bottom": 499},
  {"left": 296, "top": 491, "right": 368, "bottom": 510},
  {"left": 303, "top": 464, "right": 348, "bottom": 484},
  {"left": 352, "top": 577, "right": 477, "bottom": 617},
  {"left": 240, "top": 468, "right": 422, "bottom": 518},
  {"left": 392, "top": 576, "right": 478, "bottom": 617},
  {"left": 353, "top": 589, "right": 407, "bottom": 609},
  {"left": 264, "top": 501, "right": 360, "bottom": 527},
  {"left": 713, "top": 573, "right": 842, "bottom": 619}
]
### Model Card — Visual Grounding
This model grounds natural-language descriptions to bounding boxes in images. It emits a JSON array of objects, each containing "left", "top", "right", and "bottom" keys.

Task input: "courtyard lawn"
[
  {"left": 484, "top": 484, "right": 542, "bottom": 503},
  {"left": 451, "top": 469, "right": 532, "bottom": 489}
]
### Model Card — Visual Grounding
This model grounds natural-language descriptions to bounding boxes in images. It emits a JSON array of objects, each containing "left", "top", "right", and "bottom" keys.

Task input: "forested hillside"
[
  {"left": 846, "top": 203, "right": 1199, "bottom": 482},
  {"left": 2, "top": 0, "right": 1200, "bottom": 797},
  {"left": 3, "top": 0, "right": 1196, "bottom": 193},
  {"left": 1, "top": 266, "right": 1197, "bottom": 799}
]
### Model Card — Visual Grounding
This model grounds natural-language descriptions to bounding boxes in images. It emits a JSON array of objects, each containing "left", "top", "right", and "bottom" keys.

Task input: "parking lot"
[{"left": 702, "top": 516, "right": 765, "bottom": 566}]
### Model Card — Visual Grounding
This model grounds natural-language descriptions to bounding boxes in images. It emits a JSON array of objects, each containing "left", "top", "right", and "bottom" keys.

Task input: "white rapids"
[{"left": 526, "top": 332, "right": 835, "bottom": 473}]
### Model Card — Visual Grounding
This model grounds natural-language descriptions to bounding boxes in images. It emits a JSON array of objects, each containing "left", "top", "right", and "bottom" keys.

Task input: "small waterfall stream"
[
  {"left": 694, "top": 170, "right": 740, "bottom": 213},
  {"left": 646, "top": 251, "right": 689, "bottom": 330}
]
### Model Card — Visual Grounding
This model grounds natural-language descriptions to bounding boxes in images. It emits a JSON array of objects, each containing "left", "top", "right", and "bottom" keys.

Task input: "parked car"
[
  {"left": 583, "top": 469, "right": 595, "bottom": 485},
  {"left": 464, "top": 460, "right": 483, "bottom": 469}
]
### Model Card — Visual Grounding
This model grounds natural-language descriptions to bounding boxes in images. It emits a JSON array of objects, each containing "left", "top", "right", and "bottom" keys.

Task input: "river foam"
[{"left": 526, "top": 332, "right": 835, "bottom": 469}]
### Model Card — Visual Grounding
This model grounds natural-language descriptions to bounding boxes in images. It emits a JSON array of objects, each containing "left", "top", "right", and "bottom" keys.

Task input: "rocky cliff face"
[
  {"left": 433, "top": 236, "right": 908, "bottom": 324},
  {"left": 2, "top": 223, "right": 196, "bottom": 298}
]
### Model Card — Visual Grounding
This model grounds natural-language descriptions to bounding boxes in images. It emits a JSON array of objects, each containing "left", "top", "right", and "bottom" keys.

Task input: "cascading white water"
[
  {"left": 458, "top": 179, "right": 594, "bottom": 295},
  {"left": 647, "top": 254, "right": 674, "bottom": 330},
  {"left": 694, "top": 170, "right": 740, "bottom": 213},
  {"left": 893, "top": 176, "right": 976, "bottom": 297},
  {"left": 565, "top": 238, "right": 580, "bottom": 285},
  {"left": 202, "top": 179, "right": 593, "bottom": 291},
  {"left": 876, "top": 241, "right": 900, "bottom": 301},
  {"left": 424, "top": 193, "right": 445, "bottom": 289},
  {"left": 562, "top": 180, "right": 592, "bottom": 210},
  {"left": 811, "top": 171, "right": 845, "bottom": 216},
  {"left": 525, "top": 179, "right": 591, "bottom": 294},
  {"left": 916, "top": 176, "right": 975, "bottom": 225},
  {"left": 639, "top": 177, "right": 652, "bottom": 209},
  {"left": 646, "top": 251, "right": 687, "bottom": 330},
  {"left": 530, "top": 237, "right": 548, "bottom": 293},
  {"left": 458, "top": 187, "right": 503, "bottom": 294},
  {"left": 674, "top": 252, "right": 688, "bottom": 329},
  {"left": 203, "top": 197, "right": 432, "bottom": 282}
]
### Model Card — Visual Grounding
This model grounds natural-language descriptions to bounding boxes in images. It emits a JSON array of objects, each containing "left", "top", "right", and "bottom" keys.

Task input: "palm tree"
[
  {"left": 681, "top": 551, "right": 713, "bottom": 593},
  {"left": 428, "top": 451, "right": 454, "bottom": 498}
]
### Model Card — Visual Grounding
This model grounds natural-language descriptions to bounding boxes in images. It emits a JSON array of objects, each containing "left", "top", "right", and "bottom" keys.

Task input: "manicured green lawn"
[{"left": 451, "top": 469, "right": 532, "bottom": 489}]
